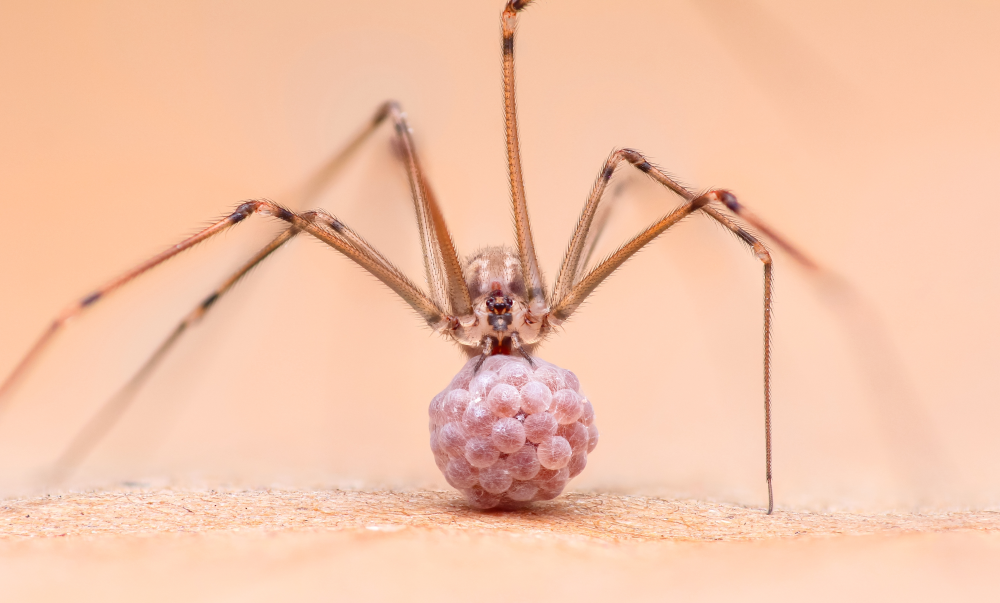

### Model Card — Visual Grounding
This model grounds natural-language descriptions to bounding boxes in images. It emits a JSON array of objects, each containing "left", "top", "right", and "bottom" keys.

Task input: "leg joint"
[
  {"left": 691, "top": 194, "right": 712, "bottom": 211},
  {"left": 710, "top": 189, "right": 741, "bottom": 212},
  {"left": 229, "top": 201, "right": 259, "bottom": 223},
  {"left": 617, "top": 147, "right": 655, "bottom": 174},
  {"left": 619, "top": 148, "right": 647, "bottom": 167},
  {"left": 374, "top": 100, "right": 401, "bottom": 125},
  {"left": 507, "top": 0, "right": 532, "bottom": 13}
]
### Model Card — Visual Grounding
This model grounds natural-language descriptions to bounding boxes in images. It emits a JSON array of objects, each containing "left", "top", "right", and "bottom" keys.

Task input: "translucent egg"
[
  {"left": 469, "top": 371, "right": 499, "bottom": 399},
  {"left": 486, "top": 383, "right": 521, "bottom": 417},
  {"left": 519, "top": 381, "right": 552, "bottom": 414},
  {"left": 462, "top": 401, "right": 496, "bottom": 438},
  {"left": 587, "top": 424, "right": 600, "bottom": 453},
  {"left": 491, "top": 417, "right": 526, "bottom": 453},
  {"left": 557, "top": 421, "right": 589, "bottom": 453},
  {"left": 506, "top": 444, "right": 541, "bottom": 480},
  {"left": 523, "top": 411, "right": 558, "bottom": 444},
  {"left": 438, "top": 422, "right": 467, "bottom": 457},
  {"left": 505, "top": 480, "right": 539, "bottom": 502},
  {"left": 479, "top": 460, "right": 514, "bottom": 494},
  {"left": 536, "top": 435, "right": 572, "bottom": 470},
  {"left": 550, "top": 389, "right": 583, "bottom": 424},
  {"left": 442, "top": 389, "right": 472, "bottom": 424},
  {"left": 532, "top": 366, "right": 565, "bottom": 393},
  {"left": 498, "top": 362, "right": 532, "bottom": 388},
  {"left": 465, "top": 436, "right": 501, "bottom": 468},
  {"left": 446, "top": 456, "right": 479, "bottom": 488}
]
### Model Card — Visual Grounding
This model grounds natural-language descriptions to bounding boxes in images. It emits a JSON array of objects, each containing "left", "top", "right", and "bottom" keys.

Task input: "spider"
[{"left": 0, "top": 0, "right": 820, "bottom": 514}]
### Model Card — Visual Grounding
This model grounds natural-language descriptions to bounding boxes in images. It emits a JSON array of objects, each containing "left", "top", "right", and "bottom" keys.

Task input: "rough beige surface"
[
  {"left": 3, "top": 488, "right": 1000, "bottom": 602},
  {"left": 3, "top": 487, "right": 999, "bottom": 543}
]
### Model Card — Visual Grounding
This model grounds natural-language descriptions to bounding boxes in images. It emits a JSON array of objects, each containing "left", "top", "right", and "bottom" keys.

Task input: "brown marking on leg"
[{"left": 0, "top": 199, "right": 452, "bottom": 411}]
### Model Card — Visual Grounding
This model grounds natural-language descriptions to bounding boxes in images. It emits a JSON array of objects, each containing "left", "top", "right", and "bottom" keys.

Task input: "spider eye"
[{"left": 486, "top": 294, "right": 513, "bottom": 314}]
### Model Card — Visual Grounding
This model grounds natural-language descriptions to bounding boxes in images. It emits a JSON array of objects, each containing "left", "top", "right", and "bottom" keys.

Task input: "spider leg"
[
  {"left": 696, "top": 201, "right": 775, "bottom": 516},
  {"left": 46, "top": 145, "right": 470, "bottom": 480},
  {"left": 548, "top": 148, "right": 803, "bottom": 515},
  {"left": 510, "top": 332, "right": 536, "bottom": 367},
  {"left": 294, "top": 100, "right": 473, "bottom": 316},
  {"left": 474, "top": 336, "right": 496, "bottom": 373},
  {"left": 547, "top": 147, "right": 828, "bottom": 513},
  {"left": 47, "top": 227, "right": 299, "bottom": 483},
  {"left": 550, "top": 188, "right": 774, "bottom": 513},
  {"left": 502, "top": 1, "right": 548, "bottom": 312},
  {"left": 375, "top": 101, "right": 472, "bottom": 318},
  {"left": 551, "top": 191, "right": 713, "bottom": 322},
  {"left": 0, "top": 201, "right": 451, "bottom": 413},
  {"left": 41, "top": 98, "right": 466, "bottom": 475},
  {"left": 573, "top": 181, "right": 630, "bottom": 285},
  {"left": 291, "top": 107, "right": 394, "bottom": 209}
]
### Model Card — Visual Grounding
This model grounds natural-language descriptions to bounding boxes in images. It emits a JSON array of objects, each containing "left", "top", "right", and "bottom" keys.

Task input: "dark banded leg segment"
[
  {"left": 0, "top": 207, "right": 250, "bottom": 411},
  {"left": 0, "top": 200, "right": 453, "bottom": 414},
  {"left": 47, "top": 227, "right": 299, "bottom": 483}
]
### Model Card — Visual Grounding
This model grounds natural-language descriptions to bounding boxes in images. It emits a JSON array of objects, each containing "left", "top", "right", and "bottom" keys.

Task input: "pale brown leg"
[
  {"left": 377, "top": 101, "right": 472, "bottom": 317},
  {"left": 279, "top": 99, "right": 473, "bottom": 316},
  {"left": 572, "top": 180, "right": 633, "bottom": 285},
  {"left": 502, "top": 1, "right": 547, "bottom": 310},
  {"left": 47, "top": 227, "right": 299, "bottom": 483},
  {"left": 474, "top": 336, "right": 495, "bottom": 373},
  {"left": 510, "top": 332, "right": 535, "bottom": 367},
  {"left": 0, "top": 201, "right": 451, "bottom": 414},
  {"left": 551, "top": 192, "right": 711, "bottom": 321},
  {"left": 46, "top": 135, "right": 474, "bottom": 480},
  {"left": 699, "top": 203, "right": 775, "bottom": 515}
]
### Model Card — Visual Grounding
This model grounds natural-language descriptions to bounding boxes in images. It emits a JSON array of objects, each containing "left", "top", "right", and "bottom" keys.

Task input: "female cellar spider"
[{"left": 0, "top": 0, "right": 821, "bottom": 513}]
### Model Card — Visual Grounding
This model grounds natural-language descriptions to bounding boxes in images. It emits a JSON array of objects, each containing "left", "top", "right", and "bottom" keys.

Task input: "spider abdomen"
[{"left": 429, "top": 354, "right": 598, "bottom": 509}]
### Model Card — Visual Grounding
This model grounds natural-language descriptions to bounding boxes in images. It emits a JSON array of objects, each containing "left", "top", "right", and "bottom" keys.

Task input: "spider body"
[
  {"left": 457, "top": 246, "right": 544, "bottom": 357},
  {"left": 0, "top": 0, "right": 823, "bottom": 514}
]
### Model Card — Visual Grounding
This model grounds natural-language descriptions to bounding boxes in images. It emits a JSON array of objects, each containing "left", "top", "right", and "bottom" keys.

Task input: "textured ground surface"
[
  {"left": 3, "top": 487, "right": 1000, "bottom": 542},
  {"left": 3, "top": 488, "right": 1000, "bottom": 602}
]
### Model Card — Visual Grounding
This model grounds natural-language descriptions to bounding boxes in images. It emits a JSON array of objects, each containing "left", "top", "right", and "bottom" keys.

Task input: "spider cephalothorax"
[{"left": 456, "top": 246, "right": 547, "bottom": 362}]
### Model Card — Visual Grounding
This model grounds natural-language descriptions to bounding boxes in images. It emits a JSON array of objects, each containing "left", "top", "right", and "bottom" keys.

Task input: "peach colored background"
[{"left": 1, "top": 0, "right": 999, "bottom": 511}]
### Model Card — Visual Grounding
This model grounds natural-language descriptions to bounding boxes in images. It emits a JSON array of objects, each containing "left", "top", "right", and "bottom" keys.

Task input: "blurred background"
[{"left": 0, "top": 0, "right": 997, "bottom": 510}]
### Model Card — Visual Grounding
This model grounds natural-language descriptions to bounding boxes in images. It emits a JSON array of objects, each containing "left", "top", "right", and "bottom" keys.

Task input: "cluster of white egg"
[{"left": 429, "top": 354, "right": 598, "bottom": 509}]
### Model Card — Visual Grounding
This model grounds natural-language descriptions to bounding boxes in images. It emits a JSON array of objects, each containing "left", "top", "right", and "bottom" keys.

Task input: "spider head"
[{"left": 456, "top": 246, "right": 545, "bottom": 350}]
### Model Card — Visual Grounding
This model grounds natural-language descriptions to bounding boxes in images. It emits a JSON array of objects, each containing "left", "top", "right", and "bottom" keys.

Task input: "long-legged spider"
[{"left": 0, "top": 0, "right": 821, "bottom": 513}]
